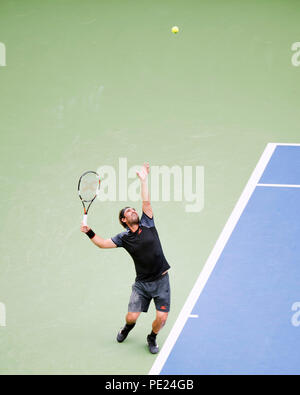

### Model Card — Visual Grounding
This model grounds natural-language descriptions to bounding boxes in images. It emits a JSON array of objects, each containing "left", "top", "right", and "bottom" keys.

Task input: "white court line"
[
  {"left": 257, "top": 184, "right": 300, "bottom": 188},
  {"left": 149, "top": 142, "right": 277, "bottom": 375},
  {"left": 271, "top": 143, "right": 300, "bottom": 146}
]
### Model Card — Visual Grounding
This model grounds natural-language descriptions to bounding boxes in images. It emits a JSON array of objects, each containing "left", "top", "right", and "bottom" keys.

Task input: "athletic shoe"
[
  {"left": 147, "top": 335, "right": 159, "bottom": 354},
  {"left": 117, "top": 328, "right": 128, "bottom": 343}
]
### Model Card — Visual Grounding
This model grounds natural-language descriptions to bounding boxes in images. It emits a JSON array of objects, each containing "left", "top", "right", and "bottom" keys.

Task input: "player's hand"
[
  {"left": 80, "top": 223, "right": 91, "bottom": 233},
  {"left": 136, "top": 162, "right": 150, "bottom": 181}
]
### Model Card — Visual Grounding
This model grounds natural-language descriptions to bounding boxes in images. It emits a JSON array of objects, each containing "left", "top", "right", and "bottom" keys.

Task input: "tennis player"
[{"left": 80, "top": 163, "right": 170, "bottom": 354}]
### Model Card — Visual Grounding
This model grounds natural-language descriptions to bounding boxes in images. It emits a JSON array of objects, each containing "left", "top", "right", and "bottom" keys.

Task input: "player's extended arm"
[
  {"left": 80, "top": 224, "right": 116, "bottom": 248},
  {"left": 136, "top": 162, "right": 153, "bottom": 218}
]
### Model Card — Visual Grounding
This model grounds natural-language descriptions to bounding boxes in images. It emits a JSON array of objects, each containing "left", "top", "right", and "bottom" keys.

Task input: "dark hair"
[{"left": 119, "top": 207, "right": 130, "bottom": 228}]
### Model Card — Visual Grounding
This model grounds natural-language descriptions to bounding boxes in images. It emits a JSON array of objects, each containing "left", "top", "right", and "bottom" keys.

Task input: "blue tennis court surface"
[{"left": 150, "top": 143, "right": 300, "bottom": 375}]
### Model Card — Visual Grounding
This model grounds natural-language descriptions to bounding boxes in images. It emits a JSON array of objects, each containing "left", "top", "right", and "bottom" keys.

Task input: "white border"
[
  {"left": 257, "top": 184, "right": 300, "bottom": 188},
  {"left": 271, "top": 143, "right": 300, "bottom": 146},
  {"left": 149, "top": 142, "right": 279, "bottom": 375}
]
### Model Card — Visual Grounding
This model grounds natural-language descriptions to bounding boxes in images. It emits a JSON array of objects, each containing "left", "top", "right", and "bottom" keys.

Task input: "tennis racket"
[{"left": 78, "top": 171, "right": 100, "bottom": 226}]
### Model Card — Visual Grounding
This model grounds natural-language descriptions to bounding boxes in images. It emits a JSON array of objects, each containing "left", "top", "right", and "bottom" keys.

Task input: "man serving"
[{"left": 80, "top": 163, "right": 171, "bottom": 354}]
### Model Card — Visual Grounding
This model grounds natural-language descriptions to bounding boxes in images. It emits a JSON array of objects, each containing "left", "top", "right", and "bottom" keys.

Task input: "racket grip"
[{"left": 83, "top": 214, "right": 87, "bottom": 226}]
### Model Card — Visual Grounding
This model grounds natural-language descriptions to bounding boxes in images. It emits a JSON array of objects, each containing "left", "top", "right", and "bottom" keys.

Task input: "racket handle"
[{"left": 83, "top": 214, "right": 87, "bottom": 226}]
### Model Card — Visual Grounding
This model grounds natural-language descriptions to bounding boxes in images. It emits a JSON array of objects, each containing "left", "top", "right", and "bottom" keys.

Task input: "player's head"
[{"left": 119, "top": 207, "right": 139, "bottom": 228}]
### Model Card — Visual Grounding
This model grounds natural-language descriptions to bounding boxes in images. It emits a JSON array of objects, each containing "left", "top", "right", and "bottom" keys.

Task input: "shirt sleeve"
[
  {"left": 140, "top": 211, "right": 155, "bottom": 228},
  {"left": 111, "top": 232, "right": 126, "bottom": 247}
]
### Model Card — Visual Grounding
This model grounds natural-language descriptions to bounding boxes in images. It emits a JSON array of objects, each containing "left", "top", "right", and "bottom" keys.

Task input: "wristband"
[{"left": 86, "top": 229, "right": 95, "bottom": 239}]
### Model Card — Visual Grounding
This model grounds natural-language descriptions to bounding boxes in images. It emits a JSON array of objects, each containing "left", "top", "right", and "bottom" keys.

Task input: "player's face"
[{"left": 124, "top": 208, "right": 139, "bottom": 225}]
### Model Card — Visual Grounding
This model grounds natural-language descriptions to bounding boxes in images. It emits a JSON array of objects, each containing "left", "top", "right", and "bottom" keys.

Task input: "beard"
[{"left": 127, "top": 213, "right": 139, "bottom": 226}]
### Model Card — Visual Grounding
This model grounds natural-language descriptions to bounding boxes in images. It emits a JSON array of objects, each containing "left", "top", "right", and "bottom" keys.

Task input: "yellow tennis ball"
[{"left": 171, "top": 26, "right": 179, "bottom": 34}]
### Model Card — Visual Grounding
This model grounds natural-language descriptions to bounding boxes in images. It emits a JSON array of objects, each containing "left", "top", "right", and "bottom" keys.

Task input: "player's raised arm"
[
  {"left": 80, "top": 223, "right": 117, "bottom": 249},
  {"left": 136, "top": 162, "right": 153, "bottom": 218}
]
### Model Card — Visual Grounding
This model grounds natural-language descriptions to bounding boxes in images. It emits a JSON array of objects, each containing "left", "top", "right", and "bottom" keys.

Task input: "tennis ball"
[{"left": 171, "top": 26, "right": 179, "bottom": 34}]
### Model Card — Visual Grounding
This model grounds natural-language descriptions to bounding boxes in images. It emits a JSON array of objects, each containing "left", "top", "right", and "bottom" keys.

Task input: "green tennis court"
[{"left": 0, "top": 0, "right": 299, "bottom": 374}]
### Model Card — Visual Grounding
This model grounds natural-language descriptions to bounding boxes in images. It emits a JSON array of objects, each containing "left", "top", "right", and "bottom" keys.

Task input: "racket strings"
[{"left": 79, "top": 173, "right": 99, "bottom": 202}]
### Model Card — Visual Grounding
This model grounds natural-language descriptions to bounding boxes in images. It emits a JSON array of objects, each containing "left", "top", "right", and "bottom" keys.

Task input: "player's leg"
[
  {"left": 147, "top": 273, "right": 171, "bottom": 353},
  {"left": 126, "top": 311, "right": 141, "bottom": 324},
  {"left": 117, "top": 282, "right": 150, "bottom": 343},
  {"left": 152, "top": 310, "right": 169, "bottom": 333},
  {"left": 147, "top": 310, "right": 168, "bottom": 353}
]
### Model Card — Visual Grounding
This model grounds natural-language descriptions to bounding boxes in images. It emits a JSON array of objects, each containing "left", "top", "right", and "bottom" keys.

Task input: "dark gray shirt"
[{"left": 111, "top": 212, "right": 170, "bottom": 282}]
